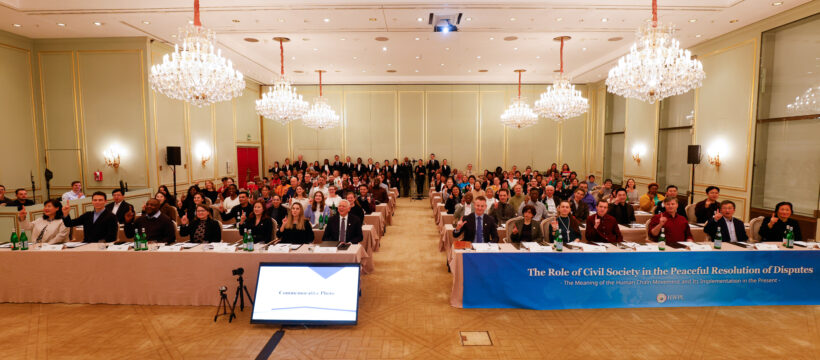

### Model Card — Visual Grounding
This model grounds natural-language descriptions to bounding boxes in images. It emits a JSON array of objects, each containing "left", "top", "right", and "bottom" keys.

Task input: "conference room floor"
[{"left": 1, "top": 198, "right": 818, "bottom": 359}]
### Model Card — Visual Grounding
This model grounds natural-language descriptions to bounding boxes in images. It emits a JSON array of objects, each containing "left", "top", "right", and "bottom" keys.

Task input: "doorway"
[{"left": 236, "top": 147, "right": 259, "bottom": 189}]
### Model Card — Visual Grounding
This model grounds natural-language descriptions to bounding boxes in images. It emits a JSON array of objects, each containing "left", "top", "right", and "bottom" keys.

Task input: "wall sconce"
[
  {"left": 195, "top": 142, "right": 212, "bottom": 167},
  {"left": 707, "top": 140, "right": 727, "bottom": 168},
  {"left": 103, "top": 146, "right": 120, "bottom": 169},
  {"left": 631, "top": 144, "right": 646, "bottom": 164}
]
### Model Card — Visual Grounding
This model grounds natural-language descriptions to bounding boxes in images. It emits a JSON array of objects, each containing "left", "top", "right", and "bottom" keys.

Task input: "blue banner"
[{"left": 462, "top": 251, "right": 820, "bottom": 309}]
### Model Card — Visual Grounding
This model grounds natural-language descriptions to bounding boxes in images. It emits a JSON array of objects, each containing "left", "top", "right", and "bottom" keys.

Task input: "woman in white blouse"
[{"left": 17, "top": 199, "right": 70, "bottom": 244}]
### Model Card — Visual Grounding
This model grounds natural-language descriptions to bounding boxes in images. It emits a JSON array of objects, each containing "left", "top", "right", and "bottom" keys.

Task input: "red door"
[{"left": 236, "top": 147, "right": 259, "bottom": 190}]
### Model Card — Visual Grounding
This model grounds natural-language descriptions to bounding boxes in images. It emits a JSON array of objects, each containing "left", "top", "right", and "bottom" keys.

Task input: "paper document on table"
[
  {"left": 593, "top": 242, "right": 614, "bottom": 249},
  {"left": 267, "top": 244, "right": 290, "bottom": 253},
  {"left": 621, "top": 242, "right": 639, "bottom": 249},
  {"left": 64, "top": 242, "right": 87, "bottom": 248},
  {"left": 211, "top": 243, "right": 237, "bottom": 252},
  {"left": 755, "top": 243, "right": 779, "bottom": 250},
  {"left": 580, "top": 244, "right": 607, "bottom": 252},
  {"left": 106, "top": 244, "right": 130, "bottom": 251},
  {"left": 521, "top": 242, "right": 552, "bottom": 252},
  {"left": 472, "top": 243, "right": 499, "bottom": 252},
  {"left": 39, "top": 244, "right": 63, "bottom": 251},
  {"left": 0, "top": 243, "right": 11, "bottom": 248},
  {"left": 688, "top": 244, "right": 712, "bottom": 251},
  {"left": 634, "top": 244, "right": 660, "bottom": 252},
  {"left": 176, "top": 242, "right": 198, "bottom": 249},
  {"left": 314, "top": 246, "right": 338, "bottom": 253},
  {"left": 157, "top": 245, "right": 181, "bottom": 252}
]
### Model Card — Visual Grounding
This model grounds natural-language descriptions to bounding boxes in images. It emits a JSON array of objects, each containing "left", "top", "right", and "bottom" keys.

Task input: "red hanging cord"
[
  {"left": 560, "top": 37, "right": 565, "bottom": 74},
  {"left": 651, "top": 0, "right": 658, "bottom": 28},
  {"left": 517, "top": 71, "right": 522, "bottom": 98},
  {"left": 319, "top": 71, "right": 323, "bottom": 97},
  {"left": 193, "top": 0, "right": 201, "bottom": 27},
  {"left": 279, "top": 39, "right": 285, "bottom": 76}
]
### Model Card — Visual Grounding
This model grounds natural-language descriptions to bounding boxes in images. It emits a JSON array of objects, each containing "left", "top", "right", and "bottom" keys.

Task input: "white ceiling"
[{"left": 0, "top": 0, "right": 810, "bottom": 84}]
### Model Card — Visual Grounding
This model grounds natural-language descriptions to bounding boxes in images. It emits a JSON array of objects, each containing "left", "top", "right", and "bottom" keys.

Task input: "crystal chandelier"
[
  {"left": 303, "top": 70, "right": 340, "bottom": 130},
  {"left": 500, "top": 70, "right": 539, "bottom": 129},
  {"left": 786, "top": 86, "right": 819, "bottom": 114},
  {"left": 256, "top": 37, "right": 309, "bottom": 124},
  {"left": 606, "top": 0, "right": 705, "bottom": 104},
  {"left": 535, "top": 36, "right": 589, "bottom": 122},
  {"left": 149, "top": 0, "right": 244, "bottom": 107}
]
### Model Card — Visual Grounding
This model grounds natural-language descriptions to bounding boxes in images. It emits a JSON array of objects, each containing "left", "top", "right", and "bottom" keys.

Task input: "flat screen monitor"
[{"left": 250, "top": 263, "right": 360, "bottom": 325}]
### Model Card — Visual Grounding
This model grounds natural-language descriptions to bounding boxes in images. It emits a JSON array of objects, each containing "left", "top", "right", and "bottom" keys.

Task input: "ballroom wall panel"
[
  {"left": 213, "top": 100, "right": 236, "bottom": 178},
  {"left": 150, "top": 42, "right": 189, "bottom": 187},
  {"left": 38, "top": 51, "right": 82, "bottom": 190},
  {"left": 188, "top": 104, "right": 215, "bottom": 183},
  {"left": 269, "top": 84, "right": 593, "bottom": 173},
  {"left": 0, "top": 35, "right": 39, "bottom": 197},
  {"left": 622, "top": 99, "right": 658, "bottom": 185}
]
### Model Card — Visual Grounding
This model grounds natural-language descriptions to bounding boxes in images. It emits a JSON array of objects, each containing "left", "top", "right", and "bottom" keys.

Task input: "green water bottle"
[
  {"left": 658, "top": 228, "right": 666, "bottom": 251},
  {"left": 245, "top": 229, "right": 253, "bottom": 252},
  {"left": 10, "top": 232, "right": 19, "bottom": 251},
  {"left": 713, "top": 228, "right": 722, "bottom": 249},
  {"left": 20, "top": 232, "right": 28, "bottom": 250},
  {"left": 784, "top": 226, "right": 794, "bottom": 248},
  {"left": 554, "top": 230, "right": 563, "bottom": 252},
  {"left": 139, "top": 227, "right": 147, "bottom": 251}
]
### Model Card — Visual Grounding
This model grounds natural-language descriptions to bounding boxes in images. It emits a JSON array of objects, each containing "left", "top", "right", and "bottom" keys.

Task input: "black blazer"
[
  {"left": 322, "top": 214, "right": 363, "bottom": 244},
  {"left": 179, "top": 218, "right": 222, "bottom": 243},
  {"left": 758, "top": 218, "right": 801, "bottom": 242},
  {"left": 63, "top": 210, "right": 119, "bottom": 243},
  {"left": 104, "top": 201, "right": 133, "bottom": 224},
  {"left": 426, "top": 159, "right": 440, "bottom": 175},
  {"left": 295, "top": 160, "right": 308, "bottom": 172},
  {"left": 441, "top": 165, "right": 451, "bottom": 178},
  {"left": 570, "top": 200, "right": 590, "bottom": 221},
  {"left": 239, "top": 217, "right": 274, "bottom": 243},
  {"left": 277, "top": 220, "right": 314, "bottom": 244},
  {"left": 704, "top": 217, "right": 748, "bottom": 242},
  {"left": 452, "top": 213, "right": 499, "bottom": 243},
  {"left": 124, "top": 213, "right": 177, "bottom": 245}
]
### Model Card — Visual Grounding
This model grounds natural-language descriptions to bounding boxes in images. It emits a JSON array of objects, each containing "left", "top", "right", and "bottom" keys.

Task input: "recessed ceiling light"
[
  {"left": 476, "top": 55, "right": 481, "bottom": 59},
  {"left": 171, "top": 34, "right": 176, "bottom": 38},
  {"left": 188, "top": 20, "right": 194, "bottom": 24},
  {"left": 292, "top": 56, "right": 296, "bottom": 60},
  {"left": 414, "top": 37, "right": 420, "bottom": 40},
  {"left": 13, "top": 23, "right": 22, "bottom": 27},
  {"left": 93, "top": 22, "right": 102, "bottom": 26},
  {"left": 509, "top": 17, "right": 516, "bottom": 21},
  {"left": 142, "top": 21, "right": 150, "bottom": 25},
  {"left": 689, "top": 19, "right": 697, "bottom": 23},
  {"left": 387, "top": 63, "right": 392, "bottom": 66},
  {"left": 353, "top": 56, "right": 358, "bottom": 60},
  {"left": 729, "top": 19, "right": 739, "bottom": 23},
  {"left": 536, "top": 55, "right": 540, "bottom": 59},
  {"left": 415, "top": 56, "right": 420, "bottom": 59},
  {"left": 772, "top": 1, "right": 783, "bottom": 5},
  {"left": 313, "top": 48, "right": 318, "bottom": 51},
  {"left": 441, "top": 63, "right": 445, "bottom": 66},
  {"left": 582, "top": 47, "right": 587, "bottom": 51},
  {"left": 695, "top": 34, "right": 702, "bottom": 38},
  {"left": 414, "top": 69, "right": 419, "bottom": 72},
  {"left": 278, "top": 18, "right": 285, "bottom": 23},
  {"left": 556, "top": 17, "right": 563, "bottom": 22},
  {"left": 232, "top": 19, "right": 240, "bottom": 23},
  {"left": 467, "top": 70, "right": 472, "bottom": 73},
  {"left": 497, "top": 63, "right": 502, "bottom": 66},
  {"left": 601, "top": 18, "right": 608, "bottom": 22},
  {"left": 513, "top": 47, "right": 518, "bottom": 51},
  {"left": 417, "top": 17, "right": 423, "bottom": 22},
  {"left": 340, "top": 38, "right": 346, "bottom": 41},
  {"left": 382, "top": 46, "right": 387, "bottom": 51},
  {"left": 362, "top": 70, "right": 367, "bottom": 73},
  {"left": 445, "top": 47, "right": 450, "bottom": 50},
  {"left": 489, "top": 37, "right": 495, "bottom": 40},
  {"left": 57, "top": 23, "right": 66, "bottom": 27},
  {"left": 323, "top": 18, "right": 330, "bottom": 23}
]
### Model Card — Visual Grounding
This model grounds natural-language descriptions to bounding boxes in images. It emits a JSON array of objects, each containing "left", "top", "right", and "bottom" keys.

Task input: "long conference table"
[
  {"left": 0, "top": 243, "right": 366, "bottom": 306},
  {"left": 449, "top": 242, "right": 820, "bottom": 310}
]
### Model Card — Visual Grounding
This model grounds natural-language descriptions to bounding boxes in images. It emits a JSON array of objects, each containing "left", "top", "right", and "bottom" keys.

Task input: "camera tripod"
[
  {"left": 232, "top": 272, "right": 255, "bottom": 313},
  {"left": 214, "top": 286, "right": 235, "bottom": 322}
]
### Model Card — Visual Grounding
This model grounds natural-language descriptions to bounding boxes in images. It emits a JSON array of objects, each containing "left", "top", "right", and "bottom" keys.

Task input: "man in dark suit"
[
  {"left": 570, "top": 188, "right": 590, "bottom": 220},
  {"left": 332, "top": 155, "right": 343, "bottom": 174},
  {"left": 294, "top": 155, "right": 308, "bottom": 173},
  {"left": 703, "top": 200, "right": 748, "bottom": 243},
  {"left": 282, "top": 158, "right": 293, "bottom": 173},
  {"left": 104, "top": 188, "right": 133, "bottom": 224},
  {"left": 62, "top": 191, "right": 119, "bottom": 242},
  {"left": 440, "top": 159, "right": 451, "bottom": 178},
  {"left": 426, "top": 153, "right": 440, "bottom": 180},
  {"left": 398, "top": 157, "right": 412, "bottom": 197},
  {"left": 123, "top": 198, "right": 176, "bottom": 245},
  {"left": 452, "top": 196, "right": 499, "bottom": 243},
  {"left": 323, "top": 199, "right": 363, "bottom": 244},
  {"left": 344, "top": 156, "right": 355, "bottom": 176},
  {"left": 609, "top": 188, "right": 636, "bottom": 226}
]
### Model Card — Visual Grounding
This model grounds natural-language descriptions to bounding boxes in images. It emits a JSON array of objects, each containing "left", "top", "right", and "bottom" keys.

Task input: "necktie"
[
  {"left": 340, "top": 217, "right": 347, "bottom": 243},
  {"left": 475, "top": 215, "right": 484, "bottom": 243}
]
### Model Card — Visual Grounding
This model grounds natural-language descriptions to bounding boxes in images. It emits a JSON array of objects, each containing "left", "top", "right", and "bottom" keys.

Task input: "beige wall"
[
  {"left": 263, "top": 84, "right": 594, "bottom": 175},
  {"left": 0, "top": 33, "right": 262, "bottom": 201}
]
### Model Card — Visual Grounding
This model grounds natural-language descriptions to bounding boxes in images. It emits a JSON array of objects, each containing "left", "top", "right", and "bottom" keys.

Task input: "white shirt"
[
  {"left": 723, "top": 217, "right": 737, "bottom": 242},
  {"left": 222, "top": 196, "right": 240, "bottom": 212},
  {"left": 111, "top": 201, "right": 123, "bottom": 215},
  {"left": 309, "top": 185, "right": 329, "bottom": 199},
  {"left": 62, "top": 191, "right": 85, "bottom": 203},
  {"left": 544, "top": 197, "right": 557, "bottom": 214},
  {"left": 325, "top": 195, "right": 342, "bottom": 208},
  {"left": 485, "top": 197, "right": 497, "bottom": 209}
]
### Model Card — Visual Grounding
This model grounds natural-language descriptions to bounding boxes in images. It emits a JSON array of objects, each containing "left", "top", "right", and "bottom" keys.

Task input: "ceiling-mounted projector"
[{"left": 429, "top": 13, "right": 462, "bottom": 33}]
